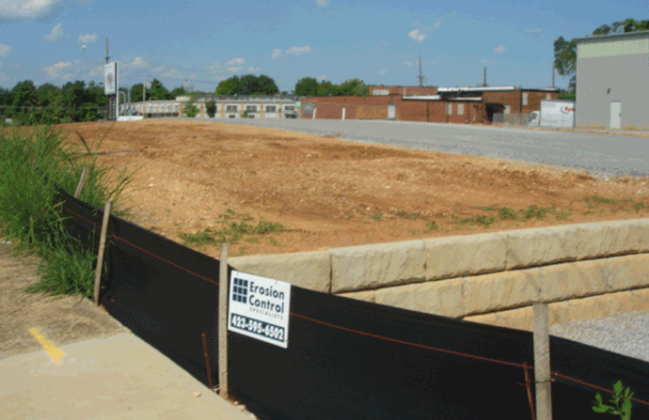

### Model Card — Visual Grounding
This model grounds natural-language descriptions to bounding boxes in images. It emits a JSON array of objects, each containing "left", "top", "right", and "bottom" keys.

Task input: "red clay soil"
[{"left": 44, "top": 120, "right": 649, "bottom": 258}]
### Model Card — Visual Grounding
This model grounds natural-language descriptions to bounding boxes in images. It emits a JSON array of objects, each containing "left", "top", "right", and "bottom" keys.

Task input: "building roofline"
[
  {"left": 521, "top": 87, "right": 560, "bottom": 92},
  {"left": 402, "top": 95, "right": 482, "bottom": 101},
  {"left": 575, "top": 29, "right": 649, "bottom": 43},
  {"left": 437, "top": 86, "right": 516, "bottom": 92}
]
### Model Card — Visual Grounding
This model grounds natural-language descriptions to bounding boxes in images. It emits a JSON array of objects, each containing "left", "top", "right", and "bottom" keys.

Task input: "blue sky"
[{"left": 0, "top": 0, "right": 645, "bottom": 93}]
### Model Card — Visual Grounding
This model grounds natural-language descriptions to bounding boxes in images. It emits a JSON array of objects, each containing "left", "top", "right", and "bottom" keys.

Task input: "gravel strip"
[{"left": 550, "top": 310, "right": 649, "bottom": 362}]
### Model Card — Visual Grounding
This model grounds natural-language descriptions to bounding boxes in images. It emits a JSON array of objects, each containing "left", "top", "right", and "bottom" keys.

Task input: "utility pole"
[
  {"left": 143, "top": 73, "right": 146, "bottom": 119},
  {"left": 417, "top": 55, "right": 425, "bottom": 87},
  {"left": 552, "top": 63, "right": 555, "bottom": 88},
  {"left": 483, "top": 67, "right": 487, "bottom": 87},
  {"left": 105, "top": 39, "right": 110, "bottom": 64}
]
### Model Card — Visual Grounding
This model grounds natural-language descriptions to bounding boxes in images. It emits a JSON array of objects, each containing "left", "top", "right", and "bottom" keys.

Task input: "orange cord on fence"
[{"left": 63, "top": 201, "right": 649, "bottom": 407}]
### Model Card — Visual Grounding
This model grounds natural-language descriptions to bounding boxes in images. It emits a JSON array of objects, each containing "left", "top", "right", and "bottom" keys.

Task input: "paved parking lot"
[{"left": 181, "top": 118, "right": 648, "bottom": 177}]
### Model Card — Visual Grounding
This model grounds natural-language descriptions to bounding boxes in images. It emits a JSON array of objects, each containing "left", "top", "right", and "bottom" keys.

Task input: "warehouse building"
[
  {"left": 575, "top": 30, "right": 649, "bottom": 129},
  {"left": 300, "top": 86, "right": 558, "bottom": 124}
]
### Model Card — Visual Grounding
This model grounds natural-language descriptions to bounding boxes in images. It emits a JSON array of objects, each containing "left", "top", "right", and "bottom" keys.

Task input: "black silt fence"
[{"left": 58, "top": 189, "right": 649, "bottom": 420}]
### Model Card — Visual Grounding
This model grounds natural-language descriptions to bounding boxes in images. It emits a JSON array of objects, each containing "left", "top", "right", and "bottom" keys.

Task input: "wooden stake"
[
  {"left": 218, "top": 243, "right": 229, "bottom": 400},
  {"left": 202, "top": 333, "right": 214, "bottom": 390},
  {"left": 533, "top": 303, "right": 552, "bottom": 420},
  {"left": 93, "top": 200, "right": 112, "bottom": 305},
  {"left": 74, "top": 167, "right": 89, "bottom": 199}
]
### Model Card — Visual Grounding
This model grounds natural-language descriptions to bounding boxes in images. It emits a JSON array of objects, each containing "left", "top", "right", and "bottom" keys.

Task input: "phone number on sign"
[{"left": 230, "top": 314, "right": 285, "bottom": 343}]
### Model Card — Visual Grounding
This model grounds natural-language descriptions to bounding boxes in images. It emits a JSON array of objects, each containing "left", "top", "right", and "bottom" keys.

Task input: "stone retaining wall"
[{"left": 229, "top": 219, "right": 649, "bottom": 330}]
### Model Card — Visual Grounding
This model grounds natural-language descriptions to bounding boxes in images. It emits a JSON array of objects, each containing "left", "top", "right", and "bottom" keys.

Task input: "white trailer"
[{"left": 527, "top": 100, "right": 575, "bottom": 128}]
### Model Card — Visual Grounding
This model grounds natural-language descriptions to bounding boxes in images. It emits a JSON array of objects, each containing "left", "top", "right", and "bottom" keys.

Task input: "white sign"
[
  {"left": 104, "top": 62, "right": 118, "bottom": 95},
  {"left": 228, "top": 271, "right": 291, "bottom": 349}
]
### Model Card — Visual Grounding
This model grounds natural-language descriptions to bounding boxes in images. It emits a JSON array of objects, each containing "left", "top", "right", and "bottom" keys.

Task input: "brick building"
[{"left": 301, "top": 85, "right": 559, "bottom": 124}]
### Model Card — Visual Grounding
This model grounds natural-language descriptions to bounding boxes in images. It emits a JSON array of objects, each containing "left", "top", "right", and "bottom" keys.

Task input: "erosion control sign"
[{"left": 228, "top": 271, "right": 291, "bottom": 349}]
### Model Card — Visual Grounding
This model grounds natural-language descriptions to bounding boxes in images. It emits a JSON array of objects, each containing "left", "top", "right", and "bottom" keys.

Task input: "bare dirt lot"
[{"left": 41, "top": 120, "right": 649, "bottom": 258}]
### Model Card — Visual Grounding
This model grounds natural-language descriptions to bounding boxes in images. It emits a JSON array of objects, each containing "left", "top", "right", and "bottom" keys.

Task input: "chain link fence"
[{"left": 493, "top": 113, "right": 530, "bottom": 126}]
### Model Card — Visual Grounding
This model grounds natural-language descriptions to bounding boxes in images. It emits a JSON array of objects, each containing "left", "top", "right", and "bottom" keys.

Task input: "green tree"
[
  {"left": 10, "top": 80, "right": 38, "bottom": 125},
  {"left": 257, "top": 74, "right": 279, "bottom": 95},
  {"left": 238, "top": 74, "right": 261, "bottom": 95},
  {"left": 294, "top": 77, "right": 318, "bottom": 96},
  {"left": 206, "top": 99, "right": 216, "bottom": 117},
  {"left": 338, "top": 78, "right": 369, "bottom": 96},
  {"left": 170, "top": 86, "right": 187, "bottom": 98},
  {"left": 183, "top": 94, "right": 199, "bottom": 117},
  {"left": 148, "top": 78, "right": 172, "bottom": 100},
  {"left": 130, "top": 83, "right": 145, "bottom": 103},
  {"left": 316, "top": 80, "right": 338, "bottom": 96},
  {"left": 216, "top": 76, "right": 241, "bottom": 95},
  {"left": 36, "top": 83, "right": 64, "bottom": 124}
]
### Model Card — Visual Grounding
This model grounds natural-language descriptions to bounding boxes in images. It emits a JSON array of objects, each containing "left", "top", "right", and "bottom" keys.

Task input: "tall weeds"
[{"left": 0, "top": 125, "right": 133, "bottom": 298}]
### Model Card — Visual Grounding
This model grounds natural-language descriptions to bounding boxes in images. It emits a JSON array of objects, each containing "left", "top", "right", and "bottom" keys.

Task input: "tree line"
[
  {"left": 554, "top": 18, "right": 648, "bottom": 100},
  {"left": 0, "top": 78, "right": 188, "bottom": 125}
]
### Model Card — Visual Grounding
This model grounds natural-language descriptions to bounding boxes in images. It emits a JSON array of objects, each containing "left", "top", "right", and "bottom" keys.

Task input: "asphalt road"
[{"left": 182, "top": 117, "right": 648, "bottom": 177}]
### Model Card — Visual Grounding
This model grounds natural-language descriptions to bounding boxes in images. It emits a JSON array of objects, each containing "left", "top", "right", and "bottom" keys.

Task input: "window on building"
[
  {"left": 226, "top": 105, "right": 238, "bottom": 112},
  {"left": 229, "top": 114, "right": 236, "bottom": 118},
  {"left": 457, "top": 104, "right": 465, "bottom": 115},
  {"left": 174, "top": 105, "right": 179, "bottom": 111},
  {"left": 546, "top": 94, "right": 551, "bottom": 100},
  {"left": 504, "top": 105, "right": 511, "bottom": 114},
  {"left": 446, "top": 103, "right": 453, "bottom": 115},
  {"left": 522, "top": 92, "right": 528, "bottom": 106},
  {"left": 265, "top": 105, "right": 277, "bottom": 112},
  {"left": 284, "top": 106, "right": 295, "bottom": 111},
  {"left": 246, "top": 105, "right": 257, "bottom": 112}
]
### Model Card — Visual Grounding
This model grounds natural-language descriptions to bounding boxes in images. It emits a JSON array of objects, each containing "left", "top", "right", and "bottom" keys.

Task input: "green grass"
[
  {"left": 371, "top": 212, "right": 383, "bottom": 221},
  {"left": 591, "top": 195, "right": 616, "bottom": 204},
  {"left": 0, "top": 126, "right": 133, "bottom": 299},
  {"left": 519, "top": 205, "right": 549, "bottom": 221},
  {"left": 425, "top": 221, "right": 439, "bottom": 232},
  {"left": 179, "top": 219, "right": 287, "bottom": 247},
  {"left": 499, "top": 207, "right": 518, "bottom": 220}
]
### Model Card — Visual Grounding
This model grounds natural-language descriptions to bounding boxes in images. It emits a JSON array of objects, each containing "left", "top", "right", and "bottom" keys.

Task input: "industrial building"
[
  {"left": 575, "top": 30, "right": 649, "bottom": 130},
  {"left": 300, "top": 86, "right": 558, "bottom": 124},
  {"left": 120, "top": 95, "right": 300, "bottom": 119}
]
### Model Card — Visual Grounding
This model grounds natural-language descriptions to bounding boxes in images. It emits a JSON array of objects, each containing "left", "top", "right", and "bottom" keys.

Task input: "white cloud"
[
  {"left": 434, "top": 20, "right": 441, "bottom": 28},
  {"left": 316, "top": 74, "right": 327, "bottom": 81},
  {"left": 285, "top": 46, "right": 311, "bottom": 56},
  {"left": 126, "top": 56, "right": 148, "bottom": 68},
  {"left": 43, "top": 23, "right": 64, "bottom": 42},
  {"left": 189, "top": 73, "right": 197, "bottom": 79},
  {"left": 78, "top": 33, "right": 98, "bottom": 45},
  {"left": 0, "top": 44, "right": 12, "bottom": 57},
  {"left": 89, "top": 65, "right": 102, "bottom": 76},
  {"left": 424, "top": 61, "right": 438, "bottom": 66},
  {"left": 272, "top": 46, "right": 311, "bottom": 59},
  {"left": 225, "top": 57, "right": 245, "bottom": 66},
  {"left": 404, "top": 62, "right": 413, "bottom": 66},
  {"left": 377, "top": 68, "right": 388, "bottom": 76},
  {"left": 493, "top": 44, "right": 507, "bottom": 53},
  {"left": 408, "top": 29, "right": 427, "bottom": 43},
  {"left": 481, "top": 59, "right": 492, "bottom": 64},
  {"left": 0, "top": 0, "right": 60, "bottom": 20},
  {"left": 248, "top": 66, "right": 260, "bottom": 72},
  {"left": 74, "top": 59, "right": 80, "bottom": 64},
  {"left": 524, "top": 28, "right": 543, "bottom": 33},
  {"left": 61, "top": 73, "right": 72, "bottom": 80},
  {"left": 207, "top": 62, "right": 222, "bottom": 71},
  {"left": 45, "top": 61, "right": 71, "bottom": 78},
  {"left": 153, "top": 65, "right": 165, "bottom": 72},
  {"left": 315, "top": 0, "right": 330, "bottom": 6},
  {"left": 161, "top": 69, "right": 185, "bottom": 78},
  {"left": 226, "top": 66, "right": 243, "bottom": 72}
]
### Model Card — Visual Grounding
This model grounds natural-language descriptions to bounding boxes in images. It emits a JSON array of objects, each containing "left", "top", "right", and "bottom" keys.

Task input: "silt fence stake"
[
  {"left": 93, "top": 200, "right": 112, "bottom": 305},
  {"left": 218, "top": 242, "right": 229, "bottom": 400},
  {"left": 202, "top": 332, "right": 214, "bottom": 390},
  {"left": 74, "top": 167, "right": 89, "bottom": 199}
]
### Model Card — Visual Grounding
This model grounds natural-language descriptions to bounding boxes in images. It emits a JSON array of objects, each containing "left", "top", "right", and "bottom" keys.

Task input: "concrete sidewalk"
[{"left": 0, "top": 332, "right": 253, "bottom": 420}]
